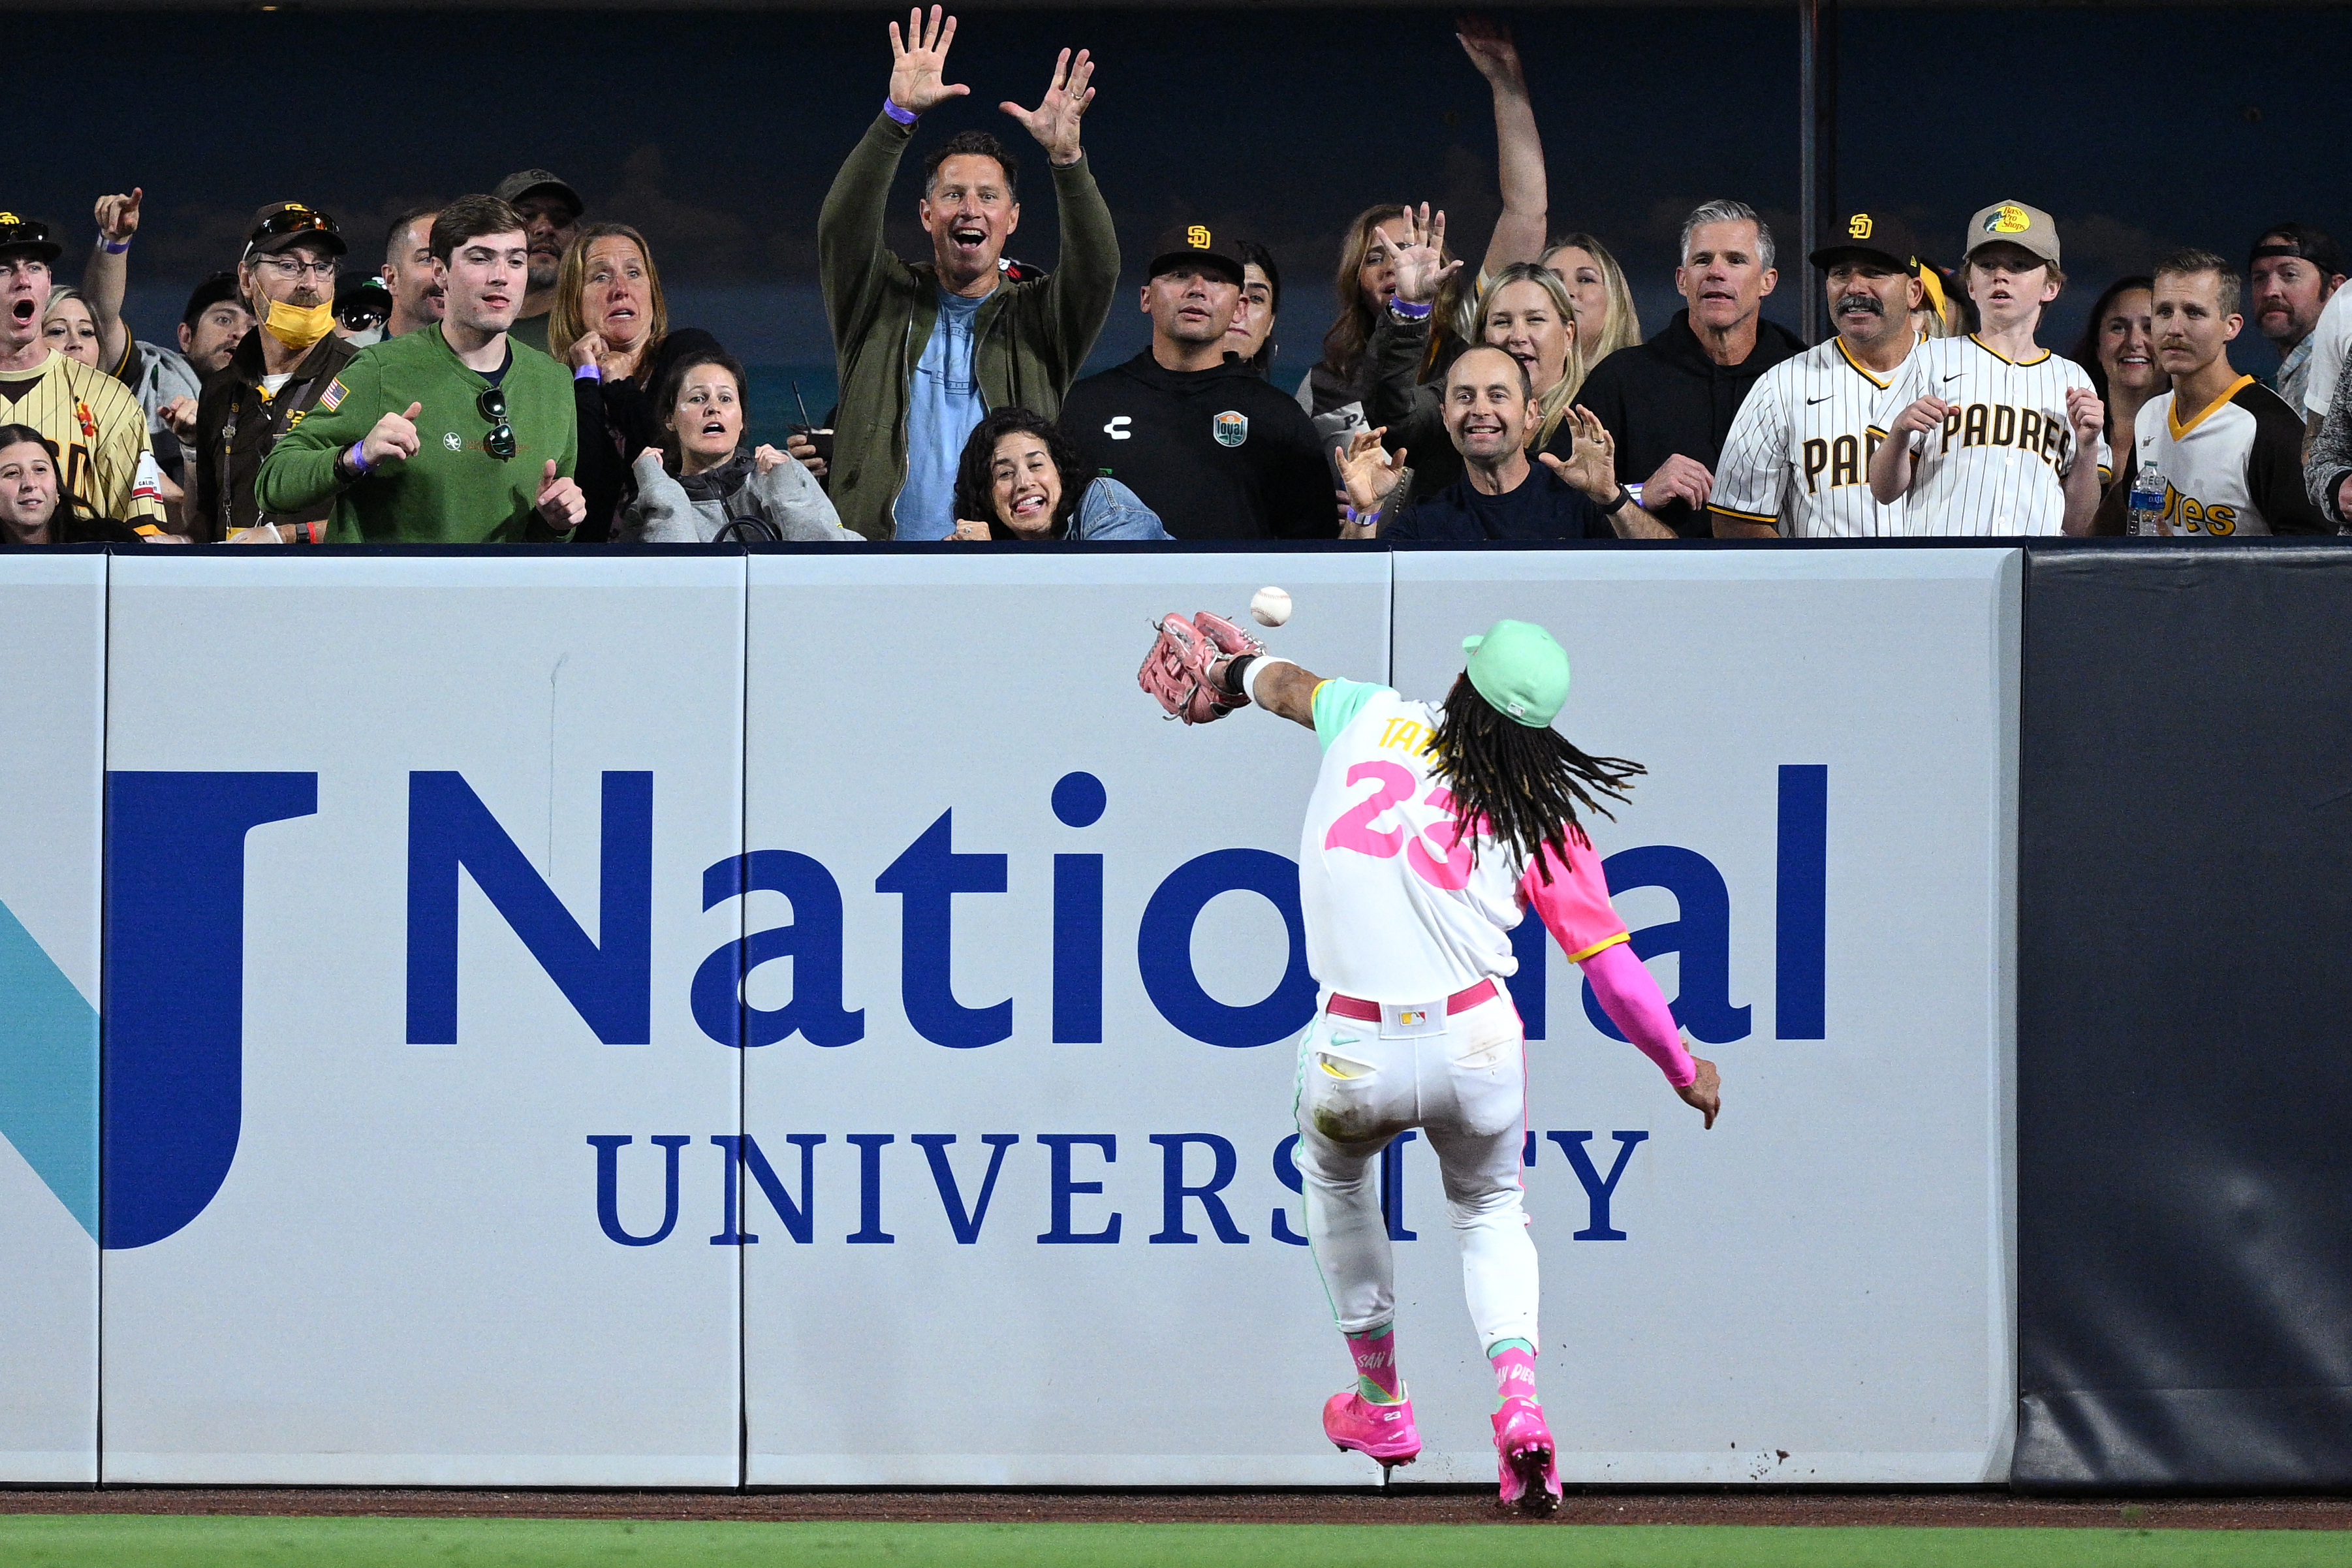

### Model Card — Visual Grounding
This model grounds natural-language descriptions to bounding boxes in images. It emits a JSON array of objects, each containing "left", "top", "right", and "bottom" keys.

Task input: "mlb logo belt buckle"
[{"left": 1377, "top": 1000, "right": 1446, "bottom": 1040}]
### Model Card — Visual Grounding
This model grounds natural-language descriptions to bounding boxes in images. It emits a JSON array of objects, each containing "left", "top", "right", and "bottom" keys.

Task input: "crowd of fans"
[{"left": 1, "top": 7, "right": 2347, "bottom": 550}]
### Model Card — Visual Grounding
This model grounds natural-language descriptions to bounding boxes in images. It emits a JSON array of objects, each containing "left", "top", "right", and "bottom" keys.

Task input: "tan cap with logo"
[{"left": 1965, "top": 200, "right": 2060, "bottom": 268}]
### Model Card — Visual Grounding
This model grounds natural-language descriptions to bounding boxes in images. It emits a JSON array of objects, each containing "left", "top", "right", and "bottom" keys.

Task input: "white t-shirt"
[
  {"left": 1870, "top": 334, "right": 2109, "bottom": 536},
  {"left": 1298, "top": 680, "right": 1627, "bottom": 1004},
  {"left": 2302, "top": 282, "right": 2352, "bottom": 420}
]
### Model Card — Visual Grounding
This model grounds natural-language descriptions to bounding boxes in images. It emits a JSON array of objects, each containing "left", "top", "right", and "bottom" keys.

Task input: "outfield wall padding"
[{"left": 2015, "top": 542, "right": 2352, "bottom": 1490}]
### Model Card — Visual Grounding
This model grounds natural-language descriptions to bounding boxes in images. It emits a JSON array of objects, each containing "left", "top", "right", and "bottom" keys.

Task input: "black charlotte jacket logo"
[{"left": 1213, "top": 411, "right": 1249, "bottom": 448}]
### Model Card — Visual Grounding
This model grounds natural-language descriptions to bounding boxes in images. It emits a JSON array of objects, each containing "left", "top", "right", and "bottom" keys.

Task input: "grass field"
[{"left": 3, "top": 1518, "right": 2351, "bottom": 1568}]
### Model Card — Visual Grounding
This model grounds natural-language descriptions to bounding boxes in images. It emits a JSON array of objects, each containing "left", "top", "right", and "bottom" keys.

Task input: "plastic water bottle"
[{"left": 2127, "top": 456, "right": 2166, "bottom": 536}]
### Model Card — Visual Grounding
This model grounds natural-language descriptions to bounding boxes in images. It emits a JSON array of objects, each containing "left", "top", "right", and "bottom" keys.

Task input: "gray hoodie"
[{"left": 619, "top": 448, "right": 860, "bottom": 542}]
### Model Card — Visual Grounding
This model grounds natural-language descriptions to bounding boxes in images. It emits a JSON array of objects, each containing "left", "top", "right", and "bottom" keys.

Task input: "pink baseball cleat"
[
  {"left": 1492, "top": 1395, "right": 1561, "bottom": 1514},
  {"left": 1323, "top": 1388, "right": 1420, "bottom": 1471}
]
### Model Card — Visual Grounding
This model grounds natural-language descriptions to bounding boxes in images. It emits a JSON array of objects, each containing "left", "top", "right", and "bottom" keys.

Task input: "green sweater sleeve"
[
  {"left": 817, "top": 112, "right": 918, "bottom": 349},
  {"left": 255, "top": 354, "right": 379, "bottom": 514}
]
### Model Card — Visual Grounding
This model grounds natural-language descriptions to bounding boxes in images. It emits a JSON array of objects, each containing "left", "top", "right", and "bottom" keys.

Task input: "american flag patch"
[{"left": 319, "top": 379, "right": 346, "bottom": 411}]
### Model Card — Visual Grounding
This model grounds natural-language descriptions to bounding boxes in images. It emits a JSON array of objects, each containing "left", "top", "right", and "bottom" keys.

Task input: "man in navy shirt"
[{"left": 1345, "top": 345, "right": 1641, "bottom": 541}]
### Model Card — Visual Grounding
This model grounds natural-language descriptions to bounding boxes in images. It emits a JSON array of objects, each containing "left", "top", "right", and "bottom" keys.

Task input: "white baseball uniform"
[
  {"left": 1708, "top": 335, "right": 1917, "bottom": 537},
  {"left": 1870, "top": 334, "right": 2110, "bottom": 535},
  {"left": 2125, "top": 377, "right": 2328, "bottom": 537},
  {"left": 1293, "top": 679, "right": 1633, "bottom": 1353}
]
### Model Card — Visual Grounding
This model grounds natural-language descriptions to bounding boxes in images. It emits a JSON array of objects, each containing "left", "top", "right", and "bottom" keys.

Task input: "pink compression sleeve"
[{"left": 1578, "top": 941, "right": 1697, "bottom": 1088}]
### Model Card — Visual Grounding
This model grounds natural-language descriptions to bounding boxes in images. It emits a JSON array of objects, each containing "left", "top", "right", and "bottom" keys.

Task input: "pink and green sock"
[
  {"left": 1488, "top": 1338, "right": 1537, "bottom": 1411},
  {"left": 1345, "top": 1324, "right": 1402, "bottom": 1404}
]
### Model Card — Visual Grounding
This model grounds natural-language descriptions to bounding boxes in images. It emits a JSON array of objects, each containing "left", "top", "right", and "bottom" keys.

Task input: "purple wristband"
[
  {"left": 1388, "top": 298, "right": 1434, "bottom": 322},
  {"left": 574, "top": 363, "right": 602, "bottom": 383},
  {"left": 883, "top": 97, "right": 918, "bottom": 126},
  {"left": 347, "top": 441, "right": 370, "bottom": 477},
  {"left": 100, "top": 234, "right": 131, "bottom": 255}
]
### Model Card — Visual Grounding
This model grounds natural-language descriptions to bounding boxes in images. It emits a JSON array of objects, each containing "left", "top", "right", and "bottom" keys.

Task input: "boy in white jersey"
[
  {"left": 1868, "top": 200, "right": 2109, "bottom": 536},
  {"left": 1138, "top": 613, "right": 1719, "bottom": 1513},
  {"left": 2107, "top": 248, "right": 2328, "bottom": 537},
  {"left": 1710, "top": 206, "right": 1924, "bottom": 538}
]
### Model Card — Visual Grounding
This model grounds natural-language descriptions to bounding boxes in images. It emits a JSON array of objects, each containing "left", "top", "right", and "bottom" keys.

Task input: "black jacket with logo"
[
  {"left": 1059, "top": 351, "right": 1334, "bottom": 539},
  {"left": 191, "top": 328, "right": 362, "bottom": 542},
  {"left": 1577, "top": 308, "right": 1806, "bottom": 539}
]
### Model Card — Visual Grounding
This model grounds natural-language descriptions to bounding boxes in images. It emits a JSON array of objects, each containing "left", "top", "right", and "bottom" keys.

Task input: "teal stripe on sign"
[{"left": 0, "top": 897, "right": 98, "bottom": 1238}]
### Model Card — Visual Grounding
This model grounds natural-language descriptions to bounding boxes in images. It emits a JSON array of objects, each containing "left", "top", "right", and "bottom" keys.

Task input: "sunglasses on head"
[
  {"left": 249, "top": 208, "right": 341, "bottom": 246},
  {"left": 476, "top": 385, "right": 515, "bottom": 462}
]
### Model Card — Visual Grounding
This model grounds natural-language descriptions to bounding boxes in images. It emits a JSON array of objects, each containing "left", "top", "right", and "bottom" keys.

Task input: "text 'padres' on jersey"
[
  {"left": 0, "top": 350, "right": 165, "bottom": 526},
  {"left": 1870, "top": 334, "right": 2109, "bottom": 536},
  {"left": 1708, "top": 335, "right": 1915, "bottom": 537},
  {"left": 2127, "top": 375, "right": 2329, "bottom": 537}
]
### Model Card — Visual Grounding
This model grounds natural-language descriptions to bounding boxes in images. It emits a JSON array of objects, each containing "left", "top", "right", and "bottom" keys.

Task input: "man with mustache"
[
  {"left": 2236, "top": 225, "right": 2339, "bottom": 423},
  {"left": 188, "top": 203, "right": 365, "bottom": 542},
  {"left": 381, "top": 206, "right": 445, "bottom": 339},
  {"left": 1710, "top": 208, "right": 1924, "bottom": 538},
  {"left": 2107, "top": 249, "right": 2325, "bottom": 538},
  {"left": 1575, "top": 198, "right": 1803, "bottom": 537},
  {"left": 494, "top": 171, "right": 580, "bottom": 356},
  {"left": 817, "top": 7, "right": 1119, "bottom": 539}
]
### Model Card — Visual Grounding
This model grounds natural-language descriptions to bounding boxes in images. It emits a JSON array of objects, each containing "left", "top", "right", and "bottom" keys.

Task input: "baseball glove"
[{"left": 1138, "top": 610, "right": 1267, "bottom": 724}]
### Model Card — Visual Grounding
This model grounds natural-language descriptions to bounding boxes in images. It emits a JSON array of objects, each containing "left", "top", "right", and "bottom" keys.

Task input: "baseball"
[{"left": 1250, "top": 586, "right": 1292, "bottom": 627}]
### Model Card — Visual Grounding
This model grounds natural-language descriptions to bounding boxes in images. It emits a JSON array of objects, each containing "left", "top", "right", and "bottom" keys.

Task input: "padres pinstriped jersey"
[
  {"left": 1870, "top": 335, "right": 2109, "bottom": 536},
  {"left": 2126, "top": 377, "right": 2327, "bottom": 537},
  {"left": 1708, "top": 335, "right": 1916, "bottom": 537},
  {"left": 0, "top": 350, "right": 165, "bottom": 525}
]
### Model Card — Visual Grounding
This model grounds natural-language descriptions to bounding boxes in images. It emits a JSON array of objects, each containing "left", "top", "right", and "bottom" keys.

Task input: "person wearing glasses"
[
  {"left": 257, "top": 194, "right": 584, "bottom": 542},
  {"left": 185, "top": 203, "right": 366, "bottom": 542}
]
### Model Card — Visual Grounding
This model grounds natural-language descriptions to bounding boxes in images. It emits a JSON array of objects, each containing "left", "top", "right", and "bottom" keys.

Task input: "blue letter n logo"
[{"left": 406, "top": 771, "right": 652, "bottom": 1045}]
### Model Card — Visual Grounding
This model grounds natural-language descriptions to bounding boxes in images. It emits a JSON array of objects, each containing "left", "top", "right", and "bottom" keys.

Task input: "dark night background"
[{"left": 16, "top": 5, "right": 2347, "bottom": 439}]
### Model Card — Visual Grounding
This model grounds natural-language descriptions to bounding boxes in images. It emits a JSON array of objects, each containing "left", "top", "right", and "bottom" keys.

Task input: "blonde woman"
[
  {"left": 1540, "top": 233, "right": 1642, "bottom": 370},
  {"left": 1362, "top": 231, "right": 1590, "bottom": 500},
  {"left": 548, "top": 223, "right": 718, "bottom": 541}
]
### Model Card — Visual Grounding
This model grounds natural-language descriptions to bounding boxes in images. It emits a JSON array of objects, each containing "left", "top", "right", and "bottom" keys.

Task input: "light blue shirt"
[{"left": 895, "top": 286, "right": 989, "bottom": 541}]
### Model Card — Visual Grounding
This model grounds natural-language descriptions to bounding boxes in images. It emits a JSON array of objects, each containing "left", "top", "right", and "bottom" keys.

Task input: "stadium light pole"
[{"left": 1799, "top": 0, "right": 1838, "bottom": 345}]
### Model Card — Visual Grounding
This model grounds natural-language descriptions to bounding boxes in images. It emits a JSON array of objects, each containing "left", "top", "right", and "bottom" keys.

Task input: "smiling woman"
[{"left": 947, "top": 406, "right": 1168, "bottom": 541}]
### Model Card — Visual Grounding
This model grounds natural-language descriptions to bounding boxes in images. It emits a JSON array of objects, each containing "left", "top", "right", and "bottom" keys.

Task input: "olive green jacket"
[{"left": 817, "top": 111, "right": 1120, "bottom": 540}]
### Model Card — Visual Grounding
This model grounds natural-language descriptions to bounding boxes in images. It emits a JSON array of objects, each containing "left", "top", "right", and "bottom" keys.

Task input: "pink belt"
[{"left": 1325, "top": 977, "right": 1498, "bottom": 1024}]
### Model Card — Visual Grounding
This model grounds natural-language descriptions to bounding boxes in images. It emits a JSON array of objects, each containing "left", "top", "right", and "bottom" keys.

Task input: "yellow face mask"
[{"left": 261, "top": 298, "right": 336, "bottom": 353}]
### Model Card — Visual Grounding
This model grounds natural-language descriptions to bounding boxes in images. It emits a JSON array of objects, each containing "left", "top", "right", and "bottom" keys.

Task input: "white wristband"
[{"left": 1242, "top": 655, "right": 1296, "bottom": 706}]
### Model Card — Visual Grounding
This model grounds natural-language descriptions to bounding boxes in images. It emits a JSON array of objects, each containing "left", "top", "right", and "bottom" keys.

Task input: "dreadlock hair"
[{"left": 1428, "top": 672, "right": 1645, "bottom": 883}]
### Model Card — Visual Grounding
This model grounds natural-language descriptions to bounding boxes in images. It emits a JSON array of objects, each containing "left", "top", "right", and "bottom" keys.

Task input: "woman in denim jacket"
[{"left": 950, "top": 407, "right": 1170, "bottom": 541}]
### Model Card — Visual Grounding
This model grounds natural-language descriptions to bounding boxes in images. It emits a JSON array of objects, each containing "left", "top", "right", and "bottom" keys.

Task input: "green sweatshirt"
[
  {"left": 255, "top": 323, "right": 579, "bottom": 542},
  {"left": 817, "top": 112, "right": 1120, "bottom": 541}
]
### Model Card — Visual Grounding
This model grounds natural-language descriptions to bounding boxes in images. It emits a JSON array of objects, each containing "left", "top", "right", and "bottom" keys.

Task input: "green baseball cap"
[{"left": 1461, "top": 619, "right": 1571, "bottom": 727}]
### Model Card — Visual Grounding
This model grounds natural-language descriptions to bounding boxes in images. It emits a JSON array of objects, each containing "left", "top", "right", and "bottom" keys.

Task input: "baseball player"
[
  {"left": 1867, "top": 200, "right": 2108, "bottom": 536},
  {"left": 2111, "top": 248, "right": 2327, "bottom": 537},
  {"left": 1709, "top": 207, "right": 1926, "bottom": 538},
  {"left": 1139, "top": 611, "right": 1720, "bottom": 1514}
]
